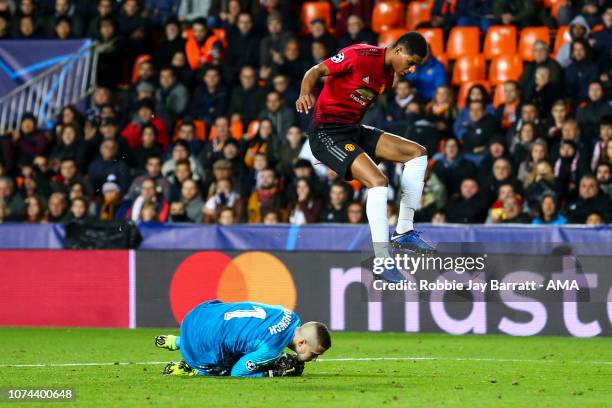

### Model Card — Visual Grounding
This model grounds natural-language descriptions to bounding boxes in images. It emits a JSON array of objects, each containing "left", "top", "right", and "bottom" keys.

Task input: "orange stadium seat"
[
  {"left": 173, "top": 119, "right": 207, "bottom": 142},
  {"left": 131, "top": 54, "right": 151, "bottom": 83},
  {"left": 553, "top": 25, "right": 569, "bottom": 56},
  {"left": 519, "top": 27, "right": 550, "bottom": 61},
  {"left": 457, "top": 80, "right": 491, "bottom": 108},
  {"left": 550, "top": 0, "right": 567, "bottom": 20},
  {"left": 300, "top": 2, "right": 332, "bottom": 33},
  {"left": 377, "top": 29, "right": 406, "bottom": 47},
  {"left": 489, "top": 54, "right": 523, "bottom": 85},
  {"left": 451, "top": 54, "right": 486, "bottom": 86},
  {"left": 446, "top": 27, "right": 480, "bottom": 60},
  {"left": 492, "top": 85, "right": 505, "bottom": 108},
  {"left": 483, "top": 25, "right": 517, "bottom": 59},
  {"left": 372, "top": 1, "right": 405, "bottom": 33},
  {"left": 417, "top": 28, "right": 444, "bottom": 57},
  {"left": 406, "top": 0, "right": 433, "bottom": 31},
  {"left": 247, "top": 120, "right": 260, "bottom": 140},
  {"left": 436, "top": 53, "right": 448, "bottom": 69}
]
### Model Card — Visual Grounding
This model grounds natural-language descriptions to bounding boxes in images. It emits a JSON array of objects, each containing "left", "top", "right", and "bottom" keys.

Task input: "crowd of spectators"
[{"left": 0, "top": 0, "right": 610, "bottom": 226}]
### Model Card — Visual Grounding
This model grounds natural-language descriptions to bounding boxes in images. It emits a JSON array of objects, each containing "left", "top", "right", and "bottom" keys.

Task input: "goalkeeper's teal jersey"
[{"left": 179, "top": 300, "right": 301, "bottom": 377}]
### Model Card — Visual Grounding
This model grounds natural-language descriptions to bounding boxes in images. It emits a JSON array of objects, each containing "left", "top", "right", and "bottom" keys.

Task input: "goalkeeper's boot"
[
  {"left": 162, "top": 360, "right": 197, "bottom": 376},
  {"left": 391, "top": 230, "right": 436, "bottom": 254},
  {"left": 155, "top": 335, "right": 178, "bottom": 351}
]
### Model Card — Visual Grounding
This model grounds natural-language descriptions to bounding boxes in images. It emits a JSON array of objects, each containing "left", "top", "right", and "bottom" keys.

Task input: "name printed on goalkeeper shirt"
[{"left": 268, "top": 309, "right": 294, "bottom": 335}]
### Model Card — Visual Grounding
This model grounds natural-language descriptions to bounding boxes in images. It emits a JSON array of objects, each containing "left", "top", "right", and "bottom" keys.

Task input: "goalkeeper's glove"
[{"left": 265, "top": 353, "right": 305, "bottom": 377}]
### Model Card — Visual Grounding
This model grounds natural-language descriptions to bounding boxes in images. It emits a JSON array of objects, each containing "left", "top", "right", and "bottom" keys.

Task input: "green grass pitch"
[{"left": 0, "top": 328, "right": 610, "bottom": 407}]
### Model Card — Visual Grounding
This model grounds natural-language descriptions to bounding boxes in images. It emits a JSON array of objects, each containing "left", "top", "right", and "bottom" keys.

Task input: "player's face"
[
  {"left": 393, "top": 48, "right": 424, "bottom": 76},
  {"left": 295, "top": 341, "right": 325, "bottom": 362}
]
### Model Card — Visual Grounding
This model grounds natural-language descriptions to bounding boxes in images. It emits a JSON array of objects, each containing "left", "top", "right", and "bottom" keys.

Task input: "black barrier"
[{"left": 135, "top": 249, "right": 612, "bottom": 337}]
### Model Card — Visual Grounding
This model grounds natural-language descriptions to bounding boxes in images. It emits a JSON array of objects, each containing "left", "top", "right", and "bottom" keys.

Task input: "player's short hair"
[
  {"left": 314, "top": 322, "right": 332, "bottom": 350},
  {"left": 394, "top": 32, "right": 428, "bottom": 59}
]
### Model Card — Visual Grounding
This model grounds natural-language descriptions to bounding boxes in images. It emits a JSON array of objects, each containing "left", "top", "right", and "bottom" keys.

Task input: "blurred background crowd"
[{"left": 0, "top": 0, "right": 610, "bottom": 226}]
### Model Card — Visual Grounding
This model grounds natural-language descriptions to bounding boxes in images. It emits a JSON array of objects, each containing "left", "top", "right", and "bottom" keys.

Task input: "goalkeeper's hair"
[
  {"left": 394, "top": 32, "right": 428, "bottom": 59},
  {"left": 314, "top": 322, "right": 332, "bottom": 350}
]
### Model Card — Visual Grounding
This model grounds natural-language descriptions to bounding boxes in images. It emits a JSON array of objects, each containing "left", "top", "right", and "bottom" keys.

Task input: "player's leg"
[
  {"left": 374, "top": 132, "right": 435, "bottom": 254},
  {"left": 349, "top": 154, "right": 405, "bottom": 283}
]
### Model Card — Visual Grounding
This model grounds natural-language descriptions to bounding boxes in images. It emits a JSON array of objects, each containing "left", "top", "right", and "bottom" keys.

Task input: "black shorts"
[{"left": 308, "top": 123, "right": 385, "bottom": 181}]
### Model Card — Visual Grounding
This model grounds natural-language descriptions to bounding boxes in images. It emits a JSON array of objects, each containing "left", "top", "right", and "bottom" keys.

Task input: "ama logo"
[{"left": 169, "top": 252, "right": 297, "bottom": 323}]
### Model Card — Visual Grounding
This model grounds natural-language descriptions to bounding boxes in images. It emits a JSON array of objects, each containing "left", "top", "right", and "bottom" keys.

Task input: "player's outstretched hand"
[
  {"left": 296, "top": 94, "right": 315, "bottom": 114},
  {"left": 265, "top": 353, "right": 305, "bottom": 377}
]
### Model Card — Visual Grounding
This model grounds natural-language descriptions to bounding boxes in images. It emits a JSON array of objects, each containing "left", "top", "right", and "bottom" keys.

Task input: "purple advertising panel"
[{"left": 135, "top": 248, "right": 612, "bottom": 337}]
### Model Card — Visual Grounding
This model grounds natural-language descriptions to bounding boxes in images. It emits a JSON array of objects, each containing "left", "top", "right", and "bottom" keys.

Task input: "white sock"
[
  {"left": 396, "top": 155, "right": 427, "bottom": 234},
  {"left": 366, "top": 186, "right": 390, "bottom": 258}
]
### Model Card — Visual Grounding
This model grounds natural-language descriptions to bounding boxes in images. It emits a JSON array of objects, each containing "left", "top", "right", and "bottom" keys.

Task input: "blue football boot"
[{"left": 391, "top": 230, "right": 436, "bottom": 254}]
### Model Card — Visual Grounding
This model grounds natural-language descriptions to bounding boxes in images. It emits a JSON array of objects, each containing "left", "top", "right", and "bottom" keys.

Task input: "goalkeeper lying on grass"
[{"left": 155, "top": 300, "right": 331, "bottom": 377}]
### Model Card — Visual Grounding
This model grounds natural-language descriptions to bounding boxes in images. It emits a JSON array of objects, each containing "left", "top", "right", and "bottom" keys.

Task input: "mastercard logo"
[{"left": 169, "top": 251, "right": 297, "bottom": 323}]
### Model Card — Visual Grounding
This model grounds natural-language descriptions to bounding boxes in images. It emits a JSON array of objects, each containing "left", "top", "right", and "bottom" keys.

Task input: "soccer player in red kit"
[{"left": 296, "top": 33, "right": 434, "bottom": 283}]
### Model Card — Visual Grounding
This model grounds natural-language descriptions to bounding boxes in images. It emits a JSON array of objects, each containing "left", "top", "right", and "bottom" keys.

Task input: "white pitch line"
[{"left": 1, "top": 356, "right": 611, "bottom": 368}]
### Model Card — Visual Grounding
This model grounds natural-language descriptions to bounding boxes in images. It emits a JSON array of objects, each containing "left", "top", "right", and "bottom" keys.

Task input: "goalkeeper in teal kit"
[{"left": 155, "top": 300, "right": 332, "bottom": 377}]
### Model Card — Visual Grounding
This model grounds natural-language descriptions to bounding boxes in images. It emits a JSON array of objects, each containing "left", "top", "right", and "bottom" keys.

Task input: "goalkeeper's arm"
[{"left": 230, "top": 349, "right": 304, "bottom": 378}]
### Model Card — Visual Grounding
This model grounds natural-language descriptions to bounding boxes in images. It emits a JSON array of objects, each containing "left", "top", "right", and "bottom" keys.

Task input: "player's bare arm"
[{"left": 296, "top": 63, "right": 330, "bottom": 114}]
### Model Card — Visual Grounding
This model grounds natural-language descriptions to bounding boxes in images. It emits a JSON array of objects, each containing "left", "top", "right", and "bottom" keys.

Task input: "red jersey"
[{"left": 313, "top": 44, "right": 395, "bottom": 125}]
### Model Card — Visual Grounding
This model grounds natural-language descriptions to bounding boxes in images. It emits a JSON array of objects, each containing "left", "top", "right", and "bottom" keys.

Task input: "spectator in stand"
[
  {"left": 457, "top": 0, "right": 495, "bottom": 32},
  {"left": 10, "top": 113, "right": 50, "bottom": 166},
  {"left": 565, "top": 39, "right": 599, "bottom": 103},
  {"left": 184, "top": 17, "right": 226, "bottom": 70},
  {"left": 319, "top": 181, "right": 349, "bottom": 223},
  {"left": 481, "top": 157, "right": 522, "bottom": 204},
  {"left": 347, "top": 201, "right": 365, "bottom": 224},
  {"left": 88, "top": 139, "right": 131, "bottom": 193},
  {"left": 51, "top": 16, "right": 73, "bottom": 40},
  {"left": 300, "top": 19, "right": 336, "bottom": 58},
  {"left": 167, "top": 158, "right": 192, "bottom": 201},
  {"left": 545, "top": 100, "right": 569, "bottom": 145},
  {"left": 177, "top": 179, "right": 204, "bottom": 223},
  {"left": 310, "top": 40, "right": 329, "bottom": 65},
  {"left": 258, "top": 91, "right": 295, "bottom": 140},
  {"left": 51, "top": 158, "right": 88, "bottom": 196},
  {"left": 288, "top": 177, "right": 321, "bottom": 224},
  {"left": 203, "top": 178, "right": 242, "bottom": 223},
  {"left": 14, "top": 15, "right": 38, "bottom": 39},
  {"left": 133, "top": 124, "right": 163, "bottom": 170},
  {"left": 121, "top": 98, "right": 169, "bottom": 150},
  {"left": 556, "top": 15, "right": 591, "bottom": 68},
  {"left": 590, "top": 5, "right": 611, "bottom": 70},
  {"left": 524, "top": 161, "right": 558, "bottom": 210},
  {"left": 172, "top": 121, "right": 204, "bottom": 156},
  {"left": 507, "top": 102, "right": 546, "bottom": 146},
  {"left": 153, "top": 17, "right": 185, "bottom": 68},
  {"left": 170, "top": 50, "right": 195, "bottom": 88},
  {"left": 334, "top": 0, "right": 373, "bottom": 38},
  {"left": 225, "top": 12, "right": 260, "bottom": 81},
  {"left": 493, "top": 0, "right": 538, "bottom": 28},
  {"left": 87, "top": 0, "right": 114, "bottom": 38},
  {"left": 486, "top": 182, "right": 517, "bottom": 223},
  {"left": 405, "top": 51, "right": 448, "bottom": 102},
  {"left": 128, "top": 155, "right": 171, "bottom": 201},
  {"left": 445, "top": 178, "right": 488, "bottom": 223},
  {"left": 270, "top": 74, "right": 298, "bottom": 112},
  {"left": 190, "top": 66, "right": 229, "bottom": 126},
  {"left": 337, "top": 15, "right": 376, "bottom": 49},
  {"left": 576, "top": 82, "right": 612, "bottom": 143},
  {"left": 120, "top": 177, "right": 169, "bottom": 222},
  {"left": 198, "top": 116, "right": 232, "bottom": 169},
  {"left": 0, "top": 176, "right": 25, "bottom": 220},
  {"left": 595, "top": 162, "right": 612, "bottom": 200},
  {"left": 498, "top": 195, "right": 532, "bottom": 223},
  {"left": 532, "top": 194, "right": 567, "bottom": 225},
  {"left": 429, "top": 0, "right": 467, "bottom": 33},
  {"left": 425, "top": 85, "right": 457, "bottom": 137},
  {"left": 139, "top": 200, "right": 160, "bottom": 222},
  {"left": 0, "top": 12, "right": 9, "bottom": 39},
  {"left": 591, "top": 116, "right": 612, "bottom": 171},
  {"left": 453, "top": 84, "right": 495, "bottom": 140},
  {"left": 432, "top": 137, "right": 477, "bottom": 197},
  {"left": 47, "top": 0, "right": 83, "bottom": 37},
  {"left": 162, "top": 139, "right": 205, "bottom": 181},
  {"left": 117, "top": 0, "right": 149, "bottom": 70},
  {"left": 509, "top": 122, "right": 538, "bottom": 169},
  {"left": 217, "top": 206, "right": 236, "bottom": 225},
  {"left": 229, "top": 66, "right": 266, "bottom": 126},
  {"left": 155, "top": 66, "right": 189, "bottom": 129},
  {"left": 564, "top": 175, "right": 612, "bottom": 223},
  {"left": 461, "top": 101, "right": 499, "bottom": 165},
  {"left": 259, "top": 12, "right": 292, "bottom": 69},
  {"left": 523, "top": 66, "right": 556, "bottom": 120},
  {"left": 554, "top": 139, "right": 587, "bottom": 201},
  {"left": 68, "top": 197, "right": 91, "bottom": 221},
  {"left": 178, "top": 0, "right": 211, "bottom": 22},
  {"left": 518, "top": 41, "right": 563, "bottom": 96},
  {"left": 275, "top": 125, "right": 304, "bottom": 180},
  {"left": 517, "top": 138, "right": 548, "bottom": 182},
  {"left": 383, "top": 79, "right": 414, "bottom": 131},
  {"left": 47, "top": 192, "right": 69, "bottom": 223},
  {"left": 247, "top": 167, "right": 285, "bottom": 223},
  {"left": 244, "top": 118, "right": 277, "bottom": 168},
  {"left": 495, "top": 81, "right": 520, "bottom": 131},
  {"left": 268, "top": 38, "right": 310, "bottom": 85},
  {"left": 24, "top": 195, "right": 46, "bottom": 223},
  {"left": 49, "top": 123, "right": 85, "bottom": 167}
]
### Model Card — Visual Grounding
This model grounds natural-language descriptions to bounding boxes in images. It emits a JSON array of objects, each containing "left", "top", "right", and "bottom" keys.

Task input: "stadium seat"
[
  {"left": 451, "top": 54, "right": 486, "bottom": 86},
  {"left": 446, "top": 27, "right": 480, "bottom": 60},
  {"left": 519, "top": 27, "right": 550, "bottom": 61},
  {"left": 247, "top": 120, "right": 260, "bottom": 140},
  {"left": 456, "top": 80, "right": 490, "bottom": 108},
  {"left": 173, "top": 119, "right": 207, "bottom": 142},
  {"left": 436, "top": 53, "right": 448, "bottom": 69},
  {"left": 378, "top": 29, "right": 406, "bottom": 47},
  {"left": 492, "top": 85, "right": 505, "bottom": 108},
  {"left": 372, "top": 1, "right": 405, "bottom": 33},
  {"left": 131, "top": 54, "right": 151, "bottom": 83},
  {"left": 300, "top": 2, "right": 332, "bottom": 33},
  {"left": 483, "top": 26, "right": 517, "bottom": 59},
  {"left": 405, "top": 0, "right": 433, "bottom": 31},
  {"left": 550, "top": 0, "right": 567, "bottom": 20},
  {"left": 553, "top": 26, "right": 569, "bottom": 57},
  {"left": 489, "top": 54, "right": 523, "bottom": 85},
  {"left": 417, "top": 28, "right": 444, "bottom": 57}
]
